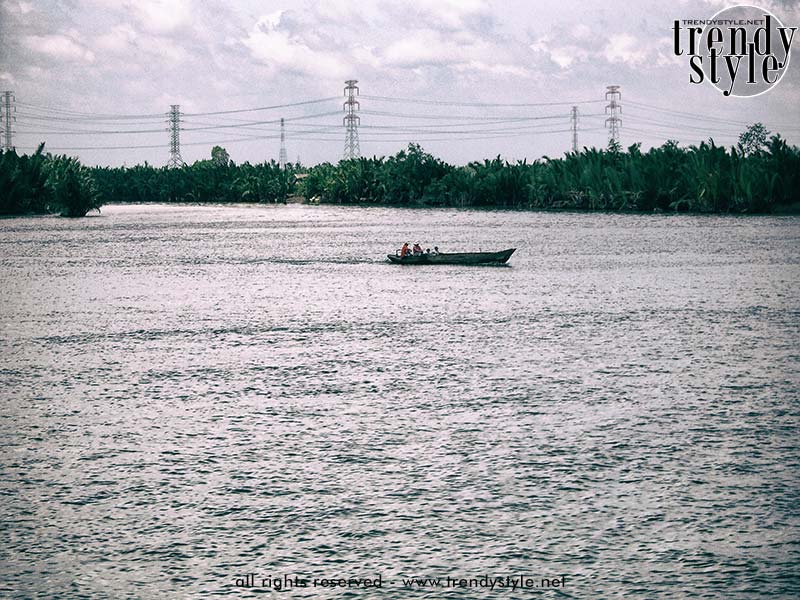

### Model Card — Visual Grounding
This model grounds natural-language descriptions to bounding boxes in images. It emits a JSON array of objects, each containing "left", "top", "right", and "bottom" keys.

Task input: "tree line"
[
  {"left": 1, "top": 126, "right": 798, "bottom": 216},
  {"left": 0, "top": 143, "right": 102, "bottom": 217},
  {"left": 303, "top": 126, "right": 798, "bottom": 213}
]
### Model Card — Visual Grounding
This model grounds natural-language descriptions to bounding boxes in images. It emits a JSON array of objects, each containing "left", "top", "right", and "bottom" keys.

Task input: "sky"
[{"left": 0, "top": 0, "right": 798, "bottom": 167}]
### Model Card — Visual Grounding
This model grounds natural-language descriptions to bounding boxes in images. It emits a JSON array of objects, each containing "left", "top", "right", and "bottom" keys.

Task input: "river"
[{"left": 1, "top": 204, "right": 798, "bottom": 598}]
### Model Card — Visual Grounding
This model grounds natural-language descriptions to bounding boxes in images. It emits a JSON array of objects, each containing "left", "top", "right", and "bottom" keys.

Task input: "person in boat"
[
  {"left": 425, "top": 248, "right": 431, "bottom": 254},
  {"left": 400, "top": 242, "right": 410, "bottom": 258},
  {"left": 412, "top": 243, "right": 423, "bottom": 256},
  {"left": 432, "top": 246, "right": 440, "bottom": 255}
]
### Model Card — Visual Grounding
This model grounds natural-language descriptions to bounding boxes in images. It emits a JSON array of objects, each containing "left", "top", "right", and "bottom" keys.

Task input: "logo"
[{"left": 673, "top": 4, "right": 797, "bottom": 97}]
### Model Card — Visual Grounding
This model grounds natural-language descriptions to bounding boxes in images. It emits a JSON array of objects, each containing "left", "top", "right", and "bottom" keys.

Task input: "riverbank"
[
  {"left": 96, "top": 199, "right": 800, "bottom": 217},
  {"left": 4, "top": 133, "right": 799, "bottom": 217},
  {"left": 88, "top": 137, "right": 800, "bottom": 215}
]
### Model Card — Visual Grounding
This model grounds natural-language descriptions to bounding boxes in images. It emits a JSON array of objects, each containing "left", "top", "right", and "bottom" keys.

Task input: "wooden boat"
[{"left": 387, "top": 248, "right": 515, "bottom": 265}]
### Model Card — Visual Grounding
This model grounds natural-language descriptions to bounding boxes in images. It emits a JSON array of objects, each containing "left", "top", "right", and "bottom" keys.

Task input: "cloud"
[
  {"left": 143, "top": 36, "right": 190, "bottom": 63},
  {"left": 549, "top": 45, "right": 590, "bottom": 69},
  {"left": 530, "top": 35, "right": 593, "bottom": 70},
  {"left": 571, "top": 24, "right": 592, "bottom": 40},
  {"left": 2, "top": 0, "right": 33, "bottom": 15},
  {"left": 351, "top": 44, "right": 381, "bottom": 69},
  {"left": 384, "top": 30, "right": 464, "bottom": 67},
  {"left": 383, "top": 29, "right": 494, "bottom": 68},
  {"left": 23, "top": 34, "right": 95, "bottom": 63},
  {"left": 453, "top": 60, "right": 528, "bottom": 77},
  {"left": 533, "top": 29, "right": 663, "bottom": 71},
  {"left": 404, "top": 0, "right": 492, "bottom": 30},
  {"left": 95, "top": 24, "right": 138, "bottom": 53},
  {"left": 604, "top": 34, "right": 648, "bottom": 66},
  {"left": 307, "top": 0, "right": 383, "bottom": 27},
  {"left": 130, "top": 0, "right": 192, "bottom": 34},
  {"left": 93, "top": 24, "right": 189, "bottom": 65},
  {"left": 238, "top": 1, "right": 517, "bottom": 82},
  {"left": 2, "top": 0, "right": 798, "bottom": 166},
  {"left": 242, "top": 10, "right": 347, "bottom": 79},
  {"left": 304, "top": 0, "right": 492, "bottom": 31},
  {"left": 603, "top": 33, "right": 680, "bottom": 69}
]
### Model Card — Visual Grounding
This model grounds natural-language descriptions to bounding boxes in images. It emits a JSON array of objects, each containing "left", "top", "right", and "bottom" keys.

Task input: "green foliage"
[
  {"left": 0, "top": 144, "right": 50, "bottom": 214},
  {"left": 90, "top": 159, "right": 298, "bottom": 204},
  {"left": 45, "top": 155, "right": 102, "bottom": 217},
  {"left": 0, "top": 144, "right": 102, "bottom": 217},
  {"left": 4, "top": 129, "right": 799, "bottom": 216},
  {"left": 211, "top": 145, "right": 231, "bottom": 167},
  {"left": 299, "top": 146, "right": 448, "bottom": 205},
  {"left": 297, "top": 138, "right": 800, "bottom": 214},
  {"left": 738, "top": 122, "right": 770, "bottom": 156}
]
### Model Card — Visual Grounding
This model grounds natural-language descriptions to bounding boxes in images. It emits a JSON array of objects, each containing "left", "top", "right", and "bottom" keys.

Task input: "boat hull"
[{"left": 387, "top": 248, "right": 515, "bottom": 265}]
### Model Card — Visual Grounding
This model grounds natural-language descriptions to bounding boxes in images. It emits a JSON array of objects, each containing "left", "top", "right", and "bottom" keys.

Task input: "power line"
[
  {"left": 182, "top": 97, "right": 339, "bottom": 117},
  {"left": 361, "top": 95, "right": 605, "bottom": 107},
  {"left": 9, "top": 87, "right": 797, "bottom": 161},
  {"left": 14, "top": 111, "right": 343, "bottom": 135},
  {"left": 15, "top": 125, "right": 172, "bottom": 135},
  {"left": 16, "top": 127, "right": 356, "bottom": 151},
  {"left": 351, "top": 121, "right": 588, "bottom": 135},
  {"left": 358, "top": 110, "right": 584, "bottom": 126},
  {"left": 13, "top": 97, "right": 338, "bottom": 120},
  {"left": 360, "top": 109, "right": 576, "bottom": 122},
  {"left": 15, "top": 101, "right": 164, "bottom": 120},
  {"left": 622, "top": 112, "right": 800, "bottom": 138},
  {"left": 182, "top": 112, "right": 341, "bottom": 132},
  {"left": 14, "top": 111, "right": 166, "bottom": 125},
  {"left": 337, "top": 127, "right": 606, "bottom": 143},
  {"left": 625, "top": 99, "right": 798, "bottom": 129},
  {"left": 624, "top": 106, "right": 800, "bottom": 134}
]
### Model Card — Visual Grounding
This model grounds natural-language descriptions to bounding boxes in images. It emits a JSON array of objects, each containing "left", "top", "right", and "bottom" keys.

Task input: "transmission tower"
[
  {"left": 605, "top": 85, "right": 622, "bottom": 145},
  {"left": 343, "top": 79, "right": 360, "bottom": 160},
  {"left": 278, "top": 117, "right": 288, "bottom": 169},
  {"left": 167, "top": 104, "right": 185, "bottom": 167},
  {"left": 570, "top": 105, "right": 579, "bottom": 153},
  {"left": 1, "top": 91, "right": 15, "bottom": 152}
]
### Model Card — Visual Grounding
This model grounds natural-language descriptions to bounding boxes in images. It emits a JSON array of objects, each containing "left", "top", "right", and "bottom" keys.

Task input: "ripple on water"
[{"left": 0, "top": 205, "right": 798, "bottom": 599}]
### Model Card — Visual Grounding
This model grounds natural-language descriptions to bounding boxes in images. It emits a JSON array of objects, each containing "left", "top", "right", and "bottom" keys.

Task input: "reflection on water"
[{"left": 1, "top": 204, "right": 798, "bottom": 598}]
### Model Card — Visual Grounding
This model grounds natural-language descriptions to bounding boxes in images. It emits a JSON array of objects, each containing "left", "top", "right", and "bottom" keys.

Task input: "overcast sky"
[{"left": 1, "top": 0, "right": 798, "bottom": 166}]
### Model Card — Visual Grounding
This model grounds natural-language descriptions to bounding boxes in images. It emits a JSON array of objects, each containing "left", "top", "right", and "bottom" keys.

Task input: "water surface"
[{"left": 1, "top": 204, "right": 798, "bottom": 598}]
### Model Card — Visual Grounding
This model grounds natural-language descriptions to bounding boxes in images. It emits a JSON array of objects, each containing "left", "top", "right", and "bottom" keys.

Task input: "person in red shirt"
[{"left": 400, "top": 242, "right": 410, "bottom": 258}]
